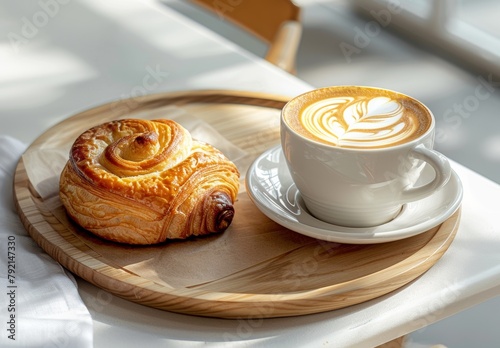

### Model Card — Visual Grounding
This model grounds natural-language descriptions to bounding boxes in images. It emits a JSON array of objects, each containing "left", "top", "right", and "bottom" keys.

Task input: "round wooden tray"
[{"left": 14, "top": 90, "right": 460, "bottom": 319}]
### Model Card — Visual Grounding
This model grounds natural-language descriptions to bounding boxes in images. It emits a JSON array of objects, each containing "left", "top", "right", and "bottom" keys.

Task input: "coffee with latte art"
[{"left": 283, "top": 86, "right": 432, "bottom": 149}]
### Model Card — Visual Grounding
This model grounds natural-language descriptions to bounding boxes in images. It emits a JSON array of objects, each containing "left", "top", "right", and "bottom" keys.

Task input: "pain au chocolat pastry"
[{"left": 59, "top": 119, "right": 240, "bottom": 245}]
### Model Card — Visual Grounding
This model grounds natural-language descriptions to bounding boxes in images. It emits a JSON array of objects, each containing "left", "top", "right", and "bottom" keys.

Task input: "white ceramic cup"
[{"left": 280, "top": 86, "right": 451, "bottom": 227}]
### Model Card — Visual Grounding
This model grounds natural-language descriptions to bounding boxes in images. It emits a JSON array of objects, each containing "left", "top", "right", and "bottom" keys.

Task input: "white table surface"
[{"left": 1, "top": 0, "right": 500, "bottom": 347}]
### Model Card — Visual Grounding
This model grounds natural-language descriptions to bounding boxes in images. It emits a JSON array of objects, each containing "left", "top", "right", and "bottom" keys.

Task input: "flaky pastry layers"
[{"left": 59, "top": 119, "right": 240, "bottom": 245}]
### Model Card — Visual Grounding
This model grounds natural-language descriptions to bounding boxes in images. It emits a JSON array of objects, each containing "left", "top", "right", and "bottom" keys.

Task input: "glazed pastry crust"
[{"left": 59, "top": 119, "right": 240, "bottom": 244}]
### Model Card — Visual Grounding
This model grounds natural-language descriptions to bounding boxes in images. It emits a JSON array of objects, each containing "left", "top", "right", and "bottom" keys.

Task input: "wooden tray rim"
[{"left": 13, "top": 89, "right": 461, "bottom": 317}]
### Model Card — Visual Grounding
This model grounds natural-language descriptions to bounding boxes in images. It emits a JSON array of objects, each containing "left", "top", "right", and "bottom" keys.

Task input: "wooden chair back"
[{"left": 190, "top": 0, "right": 302, "bottom": 73}]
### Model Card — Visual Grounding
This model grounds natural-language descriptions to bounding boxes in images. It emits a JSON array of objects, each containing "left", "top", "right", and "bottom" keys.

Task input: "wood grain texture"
[{"left": 13, "top": 90, "right": 461, "bottom": 318}]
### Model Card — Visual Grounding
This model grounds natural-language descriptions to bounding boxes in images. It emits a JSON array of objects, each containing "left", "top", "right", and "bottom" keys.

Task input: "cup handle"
[{"left": 400, "top": 144, "right": 452, "bottom": 203}]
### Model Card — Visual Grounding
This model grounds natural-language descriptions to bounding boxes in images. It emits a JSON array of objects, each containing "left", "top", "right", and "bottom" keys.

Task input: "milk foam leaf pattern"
[{"left": 302, "top": 96, "right": 419, "bottom": 149}]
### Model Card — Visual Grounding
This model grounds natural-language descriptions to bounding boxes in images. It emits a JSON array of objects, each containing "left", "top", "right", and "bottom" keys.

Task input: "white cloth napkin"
[{"left": 0, "top": 136, "right": 93, "bottom": 348}]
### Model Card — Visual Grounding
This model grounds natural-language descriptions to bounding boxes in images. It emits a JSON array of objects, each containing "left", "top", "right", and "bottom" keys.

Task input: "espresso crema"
[{"left": 284, "top": 87, "right": 432, "bottom": 149}]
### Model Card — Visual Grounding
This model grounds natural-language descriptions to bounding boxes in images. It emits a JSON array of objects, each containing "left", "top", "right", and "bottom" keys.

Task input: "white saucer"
[{"left": 245, "top": 145, "right": 463, "bottom": 244}]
